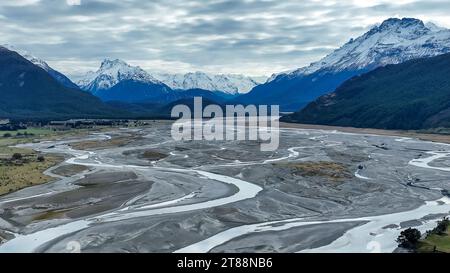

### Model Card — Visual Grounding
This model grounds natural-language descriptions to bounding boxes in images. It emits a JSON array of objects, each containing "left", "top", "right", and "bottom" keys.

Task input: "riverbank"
[
  {"left": 0, "top": 126, "right": 125, "bottom": 196},
  {"left": 279, "top": 122, "right": 450, "bottom": 144},
  {"left": 0, "top": 128, "right": 65, "bottom": 196},
  {"left": 0, "top": 146, "right": 64, "bottom": 196}
]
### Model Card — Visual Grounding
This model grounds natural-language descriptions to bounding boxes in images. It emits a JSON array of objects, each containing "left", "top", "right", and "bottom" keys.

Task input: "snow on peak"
[
  {"left": 2, "top": 44, "right": 52, "bottom": 72},
  {"left": 367, "top": 17, "right": 429, "bottom": 38},
  {"left": 153, "top": 71, "right": 265, "bottom": 94},
  {"left": 99, "top": 58, "right": 128, "bottom": 70},
  {"left": 79, "top": 59, "right": 265, "bottom": 94},
  {"left": 2, "top": 44, "right": 79, "bottom": 89},
  {"left": 273, "top": 18, "right": 450, "bottom": 81},
  {"left": 426, "top": 22, "right": 447, "bottom": 32},
  {"left": 78, "top": 58, "right": 161, "bottom": 92},
  {"left": 378, "top": 17, "right": 424, "bottom": 30}
]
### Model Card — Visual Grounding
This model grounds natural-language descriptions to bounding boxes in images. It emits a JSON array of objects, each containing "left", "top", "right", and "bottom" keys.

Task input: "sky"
[{"left": 1, "top": 0, "right": 450, "bottom": 79}]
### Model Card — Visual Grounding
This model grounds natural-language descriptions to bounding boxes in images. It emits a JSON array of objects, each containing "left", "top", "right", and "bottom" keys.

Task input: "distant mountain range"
[
  {"left": 153, "top": 71, "right": 265, "bottom": 95},
  {"left": 1, "top": 46, "right": 264, "bottom": 104},
  {"left": 9, "top": 17, "right": 450, "bottom": 113},
  {"left": 0, "top": 46, "right": 125, "bottom": 120},
  {"left": 2, "top": 17, "right": 450, "bottom": 129},
  {"left": 282, "top": 53, "right": 450, "bottom": 130},
  {"left": 75, "top": 59, "right": 264, "bottom": 104},
  {"left": 237, "top": 18, "right": 450, "bottom": 111}
]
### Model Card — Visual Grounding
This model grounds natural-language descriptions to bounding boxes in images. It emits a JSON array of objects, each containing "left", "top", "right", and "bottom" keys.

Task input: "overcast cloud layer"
[{"left": 1, "top": 0, "right": 450, "bottom": 78}]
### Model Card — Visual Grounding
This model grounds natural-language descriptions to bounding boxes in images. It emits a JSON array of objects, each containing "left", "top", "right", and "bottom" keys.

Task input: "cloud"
[
  {"left": 1, "top": 0, "right": 41, "bottom": 6},
  {"left": 0, "top": 0, "right": 449, "bottom": 78},
  {"left": 66, "top": 0, "right": 81, "bottom": 6}
]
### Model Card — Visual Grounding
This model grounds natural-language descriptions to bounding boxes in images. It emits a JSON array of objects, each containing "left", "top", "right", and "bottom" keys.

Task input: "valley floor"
[
  {"left": 0, "top": 120, "right": 449, "bottom": 253},
  {"left": 279, "top": 122, "right": 450, "bottom": 145}
]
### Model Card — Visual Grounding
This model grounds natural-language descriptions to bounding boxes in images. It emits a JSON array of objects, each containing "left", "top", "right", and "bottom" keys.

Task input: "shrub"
[
  {"left": 432, "top": 217, "right": 449, "bottom": 235},
  {"left": 37, "top": 155, "right": 45, "bottom": 162},
  {"left": 3, "top": 133, "right": 12, "bottom": 138},
  {"left": 11, "top": 153, "right": 23, "bottom": 160}
]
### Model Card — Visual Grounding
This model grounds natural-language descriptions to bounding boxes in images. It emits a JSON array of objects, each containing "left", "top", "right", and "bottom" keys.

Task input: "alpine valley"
[
  {"left": 2, "top": 5, "right": 450, "bottom": 256},
  {"left": 1, "top": 17, "right": 450, "bottom": 130}
]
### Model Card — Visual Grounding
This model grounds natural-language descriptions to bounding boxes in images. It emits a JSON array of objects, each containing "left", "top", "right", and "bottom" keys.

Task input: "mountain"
[
  {"left": 0, "top": 46, "right": 125, "bottom": 120},
  {"left": 153, "top": 71, "right": 265, "bottom": 95},
  {"left": 281, "top": 53, "right": 450, "bottom": 130},
  {"left": 108, "top": 95, "right": 226, "bottom": 119},
  {"left": 171, "top": 88, "right": 228, "bottom": 103},
  {"left": 237, "top": 18, "right": 450, "bottom": 111},
  {"left": 77, "top": 59, "right": 254, "bottom": 104},
  {"left": 77, "top": 59, "right": 173, "bottom": 102},
  {"left": 2, "top": 44, "right": 79, "bottom": 89}
]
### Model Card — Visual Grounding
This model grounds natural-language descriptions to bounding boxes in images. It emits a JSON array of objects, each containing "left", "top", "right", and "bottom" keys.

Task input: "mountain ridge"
[
  {"left": 0, "top": 46, "right": 126, "bottom": 120},
  {"left": 2, "top": 44, "right": 79, "bottom": 90},
  {"left": 78, "top": 58, "right": 167, "bottom": 95},
  {"left": 237, "top": 17, "right": 450, "bottom": 111},
  {"left": 281, "top": 53, "right": 450, "bottom": 130}
]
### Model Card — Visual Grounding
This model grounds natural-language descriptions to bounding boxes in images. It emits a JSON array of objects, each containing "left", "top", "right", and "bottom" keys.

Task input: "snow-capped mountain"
[
  {"left": 78, "top": 59, "right": 266, "bottom": 100},
  {"left": 275, "top": 18, "right": 450, "bottom": 80},
  {"left": 2, "top": 44, "right": 79, "bottom": 89},
  {"left": 238, "top": 18, "right": 450, "bottom": 111},
  {"left": 77, "top": 59, "right": 175, "bottom": 103},
  {"left": 153, "top": 71, "right": 265, "bottom": 95},
  {"left": 77, "top": 59, "right": 265, "bottom": 103},
  {"left": 282, "top": 52, "right": 450, "bottom": 129},
  {"left": 78, "top": 59, "right": 165, "bottom": 94}
]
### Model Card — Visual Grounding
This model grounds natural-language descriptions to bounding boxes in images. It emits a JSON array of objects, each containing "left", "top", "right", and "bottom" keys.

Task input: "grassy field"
[
  {"left": 0, "top": 126, "right": 109, "bottom": 196},
  {"left": 274, "top": 161, "right": 352, "bottom": 182},
  {"left": 417, "top": 227, "right": 450, "bottom": 253},
  {"left": 141, "top": 150, "right": 168, "bottom": 161},
  {"left": 0, "top": 145, "right": 64, "bottom": 196},
  {"left": 0, "top": 128, "right": 55, "bottom": 136},
  {"left": 69, "top": 137, "right": 132, "bottom": 150},
  {"left": 0, "top": 128, "right": 56, "bottom": 147}
]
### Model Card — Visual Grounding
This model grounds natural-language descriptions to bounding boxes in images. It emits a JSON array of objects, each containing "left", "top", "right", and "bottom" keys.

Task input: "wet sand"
[
  {"left": 0, "top": 121, "right": 449, "bottom": 253},
  {"left": 210, "top": 221, "right": 367, "bottom": 253}
]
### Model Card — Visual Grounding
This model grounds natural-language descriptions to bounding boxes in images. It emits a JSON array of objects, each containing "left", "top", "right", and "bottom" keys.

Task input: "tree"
[
  {"left": 11, "top": 153, "right": 23, "bottom": 160},
  {"left": 397, "top": 228, "right": 421, "bottom": 249},
  {"left": 432, "top": 217, "right": 449, "bottom": 235}
]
